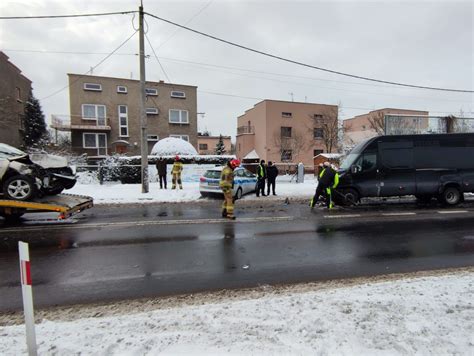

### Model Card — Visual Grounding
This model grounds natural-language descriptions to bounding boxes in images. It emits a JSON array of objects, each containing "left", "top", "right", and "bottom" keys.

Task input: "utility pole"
[{"left": 139, "top": 2, "right": 149, "bottom": 193}]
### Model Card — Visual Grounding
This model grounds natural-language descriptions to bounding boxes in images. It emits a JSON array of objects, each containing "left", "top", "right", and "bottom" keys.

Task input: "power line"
[
  {"left": 6, "top": 47, "right": 472, "bottom": 104},
  {"left": 156, "top": 0, "right": 213, "bottom": 50},
  {"left": 0, "top": 11, "right": 137, "bottom": 20},
  {"left": 145, "top": 33, "right": 172, "bottom": 83},
  {"left": 3, "top": 49, "right": 138, "bottom": 56},
  {"left": 144, "top": 11, "right": 473, "bottom": 94},
  {"left": 40, "top": 30, "right": 138, "bottom": 101},
  {"left": 162, "top": 57, "right": 472, "bottom": 105},
  {"left": 197, "top": 90, "right": 473, "bottom": 115}
]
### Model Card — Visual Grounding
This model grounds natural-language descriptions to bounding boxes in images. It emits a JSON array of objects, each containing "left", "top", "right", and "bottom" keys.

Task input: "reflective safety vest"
[
  {"left": 172, "top": 161, "right": 183, "bottom": 174},
  {"left": 220, "top": 166, "right": 234, "bottom": 190}
]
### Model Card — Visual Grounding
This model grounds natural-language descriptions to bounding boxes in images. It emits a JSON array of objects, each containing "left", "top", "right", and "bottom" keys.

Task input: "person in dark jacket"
[
  {"left": 310, "top": 161, "right": 339, "bottom": 209},
  {"left": 266, "top": 161, "right": 279, "bottom": 195},
  {"left": 156, "top": 157, "right": 167, "bottom": 189},
  {"left": 256, "top": 159, "right": 267, "bottom": 197}
]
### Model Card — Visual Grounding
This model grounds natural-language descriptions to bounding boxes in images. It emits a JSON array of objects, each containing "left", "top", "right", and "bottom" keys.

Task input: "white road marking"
[
  {"left": 437, "top": 210, "right": 468, "bottom": 214},
  {"left": 323, "top": 214, "right": 361, "bottom": 219},
  {"left": 0, "top": 216, "right": 294, "bottom": 233},
  {"left": 382, "top": 212, "right": 417, "bottom": 216}
]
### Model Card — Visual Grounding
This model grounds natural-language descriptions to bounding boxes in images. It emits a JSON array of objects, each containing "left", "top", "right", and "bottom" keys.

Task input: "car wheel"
[
  {"left": 235, "top": 187, "right": 243, "bottom": 200},
  {"left": 441, "top": 187, "right": 461, "bottom": 206},
  {"left": 343, "top": 188, "right": 359, "bottom": 206},
  {"left": 3, "top": 175, "right": 36, "bottom": 201}
]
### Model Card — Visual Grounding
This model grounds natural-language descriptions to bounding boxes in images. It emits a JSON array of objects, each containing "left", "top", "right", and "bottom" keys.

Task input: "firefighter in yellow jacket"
[
  {"left": 171, "top": 155, "right": 184, "bottom": 189},
  {"left": 220, "top": 159, "right": 240, "bottom": 220}
]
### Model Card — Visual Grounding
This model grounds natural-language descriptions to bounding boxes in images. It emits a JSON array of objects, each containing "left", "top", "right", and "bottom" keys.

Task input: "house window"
[
  {"left": 117, "top": 86, "right": 128, "bottom": 94},
  {"left": 281, "top": 126, "right": 292, "bottom": 138},
  {"left": 169, "top": 109, "right": 189, "bottom": 124},
  {"left": 146, "top": 107, "right": 159, "bottom": 115},
  {"left": 145, "top": 88, "right": 158, "bottom": 96},
  {"left": 147, "top": 135, "right": 159, "bottom": 141},
  {"left": 314, "top": 128, "right": 323, "bottom": 139},
  {"left": 83, "top": 133, "right": 107, "bottom": 156},
  {"left": 282, "top": 112, "right": 292, "bottom": 118},
  {"left": 83, "top": 83, "right": 102, "bottom": 91},
  {"left": 170, "top": 134, "right": 189, "bottom": 142},
  {"left": 281, "top": 150, "right": 292, "bottom": 161},
  {"left": 199, "top": 143, "right": 208, "bottom": 150},
  {"left": 118, "top": 105, "right": 128, "bottom": 137},
  {"left": 16, "top": 87, "right": 22, "bottom": 102},
  {"left": 314, "top": 149, "right": 324, "bottom": 157},
  {"left": 171, "top": 91, "right": 186, "bottom": 99},
  {"left": 82, "top": 104, "right": 106, "bottom": 125}
]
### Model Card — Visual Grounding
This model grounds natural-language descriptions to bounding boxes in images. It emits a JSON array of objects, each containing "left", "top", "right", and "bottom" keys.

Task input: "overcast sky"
[{"left": 1, "top": 0, "right": 473, "bottom": 139}]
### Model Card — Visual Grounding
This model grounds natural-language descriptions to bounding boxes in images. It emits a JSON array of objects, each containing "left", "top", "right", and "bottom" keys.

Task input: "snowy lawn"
[
  {"left": 1, "top": 270, "right": 472, "bottom": 355},
  {"left": 68, "top": 174, "right": 316, "bottom": 204}
]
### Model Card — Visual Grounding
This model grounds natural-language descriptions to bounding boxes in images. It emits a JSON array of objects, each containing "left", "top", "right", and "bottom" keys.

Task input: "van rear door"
[{"left": 378, "top": 141, "right": 416, "bottom": 197}]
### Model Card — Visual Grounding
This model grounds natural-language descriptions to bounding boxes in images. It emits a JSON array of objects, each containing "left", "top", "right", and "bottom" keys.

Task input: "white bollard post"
[{"left": 18, "top": 241, "right": 38, "bottom": 356}]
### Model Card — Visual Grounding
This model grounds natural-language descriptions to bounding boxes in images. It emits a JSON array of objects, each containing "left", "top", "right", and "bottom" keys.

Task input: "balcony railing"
[
  {"left": 237, "top": 125, "right": 254, "bottom": 135},
  {"left": 51, "top": 115, "right": 111, "bottom": 131}
]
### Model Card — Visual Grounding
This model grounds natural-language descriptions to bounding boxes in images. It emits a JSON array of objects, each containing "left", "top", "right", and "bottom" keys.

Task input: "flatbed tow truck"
[{"left": 0, "top": 194, "right": 93, "bottom": 222}]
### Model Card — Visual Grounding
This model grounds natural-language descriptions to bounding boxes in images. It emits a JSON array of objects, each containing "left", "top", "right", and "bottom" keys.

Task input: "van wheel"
[
  {"left": 441, "top": 187, "right": 461, "bottom": 206},
  {"left": 343, "top": 189, "right": 359, "bottom": 206},
  {"left": 3, "top": 175, "right": 36, "bottom": 201},
  {"left": 234, "top": 188, "right": 243, "bottom": 200}
]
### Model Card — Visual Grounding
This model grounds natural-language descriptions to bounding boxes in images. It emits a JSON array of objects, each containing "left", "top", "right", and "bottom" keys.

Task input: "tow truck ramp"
[{"left": 0, "top": 194, "right": 93, "bottom": 221}]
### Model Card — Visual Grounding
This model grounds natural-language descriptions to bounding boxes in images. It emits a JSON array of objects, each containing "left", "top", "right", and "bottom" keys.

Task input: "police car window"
[{"left": 234, "top": 169, "right": 244, "bottom": 177}]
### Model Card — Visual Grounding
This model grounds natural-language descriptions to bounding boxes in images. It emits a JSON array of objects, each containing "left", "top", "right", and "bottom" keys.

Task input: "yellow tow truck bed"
[{"left": 0, "top": 194, "right": 93, "bottom": 220}]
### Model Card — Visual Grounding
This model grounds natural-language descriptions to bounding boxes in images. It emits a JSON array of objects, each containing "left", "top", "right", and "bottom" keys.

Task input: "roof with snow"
[
  {"left": 151, "top": 137, "right": 198, "bottom": 156},
  {"left": 314, "top": 153, "right": 343, "bottom": 159},
  {"left": 243, "top": 149, "right": 259, "bottom": 159}
]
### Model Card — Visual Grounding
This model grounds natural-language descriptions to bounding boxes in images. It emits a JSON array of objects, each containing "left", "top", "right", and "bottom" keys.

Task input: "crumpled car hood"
[{"left": 29, "top": 153, "right": 68, "bottom": 168}]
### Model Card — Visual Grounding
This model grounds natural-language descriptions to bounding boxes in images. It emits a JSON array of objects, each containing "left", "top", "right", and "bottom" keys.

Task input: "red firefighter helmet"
[
  {"left": 175, "top": 155, "right": 180, "bottom": 161},
  {"left": 229, "top": 159, "right": 240, "bottom": 169}
]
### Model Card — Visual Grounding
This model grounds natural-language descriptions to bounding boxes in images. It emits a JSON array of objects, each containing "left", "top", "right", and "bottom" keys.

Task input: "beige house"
[
  {"left": 0, "top": 51, "right": 32, "bottom": 148},
  {"left": 52, "top": 74, "right": 198, "bottom": 157},
  {"left": 343, "top": 108, "right": 429, "bottom": 147},
  {"left": 197, "top": 135, "right": 232, "bottom": 155},
  {"left": 236, "top": 100, "right": 339, "bottom": 166}
]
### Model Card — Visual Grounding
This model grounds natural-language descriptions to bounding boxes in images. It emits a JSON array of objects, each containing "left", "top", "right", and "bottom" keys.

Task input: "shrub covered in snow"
[{"left": 150, "top": 137, "right": 198, "bottom": 156}]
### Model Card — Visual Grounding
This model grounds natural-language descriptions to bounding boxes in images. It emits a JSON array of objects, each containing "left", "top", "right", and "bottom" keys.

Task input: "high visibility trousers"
[
  {"left": 222, "top": 189, "right": 234, "bottom": 217},
  {"left": 172, "top": 173, "right": 182, "bottom": 189},
  {"left": 326, "top": 188, "right": 334, "bottom": 209}
]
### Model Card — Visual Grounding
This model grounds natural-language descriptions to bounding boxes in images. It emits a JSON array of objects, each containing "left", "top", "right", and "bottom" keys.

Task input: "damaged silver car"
[{"left": 0, "top": 143, "right": 76, "bottom": 201}]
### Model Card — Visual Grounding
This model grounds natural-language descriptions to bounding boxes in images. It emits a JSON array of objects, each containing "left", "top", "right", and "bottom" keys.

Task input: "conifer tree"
[
  {"left": 215, "top": 134, "right": 226, "bottom": 155},
  {"left": 22, "top": 93, "right": 48, "bottom": 149}
]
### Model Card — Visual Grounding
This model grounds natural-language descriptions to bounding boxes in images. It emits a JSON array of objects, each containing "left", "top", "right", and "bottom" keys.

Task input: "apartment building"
[
  {"left": 236, "top": 100, "right": 339, "bottom": 166},
  {"left": 0, "top": 51, "right": 32, "bottom": 148},
  {"left": 197, "top": 134, "right": 232, "bottom": 155},
  {"left": 53, "top": 74, "right": 198, "bottom": 157},
  {"left": 343, "top": 108, "right": 429, "bottom": 147}
]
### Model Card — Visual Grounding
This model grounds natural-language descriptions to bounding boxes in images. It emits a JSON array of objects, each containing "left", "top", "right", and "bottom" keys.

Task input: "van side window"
[
  {"left": 382, "top": 148, "right": 413, "bottom": 169},
  {"left": 355, "top": 152, "right": 376, "bottom": 172},
  {"left": 362, "top": 153, "right": 376, "bottom": 171}
]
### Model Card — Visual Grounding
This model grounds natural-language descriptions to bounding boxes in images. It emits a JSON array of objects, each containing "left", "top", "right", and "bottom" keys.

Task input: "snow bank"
[
  {"left": 68, "top": 174, "right": 316, "bottom": 204},
  {"left": 1, "top": 271, "right": 472, "bottom": 355}
]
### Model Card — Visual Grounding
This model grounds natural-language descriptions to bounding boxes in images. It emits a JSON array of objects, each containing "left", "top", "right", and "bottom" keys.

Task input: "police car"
[{"left": 199, "top": 166, "right": 257, "bottom": 199}]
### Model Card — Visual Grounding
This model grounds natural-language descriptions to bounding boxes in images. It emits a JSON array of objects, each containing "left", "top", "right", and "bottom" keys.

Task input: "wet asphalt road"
[{"left": 0, "top": 197, "right": 473, "bottom": 311}]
